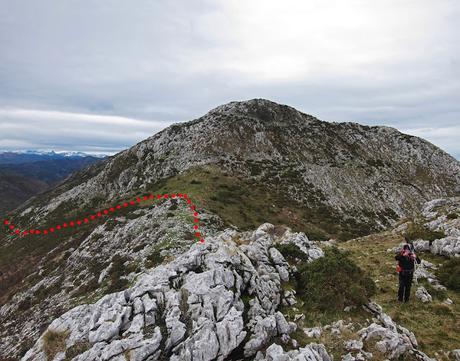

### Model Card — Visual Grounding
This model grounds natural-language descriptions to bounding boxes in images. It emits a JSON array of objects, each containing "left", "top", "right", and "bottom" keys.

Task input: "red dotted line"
[{"left": 3, "top": 193, "right": 205, "bottom": 243}]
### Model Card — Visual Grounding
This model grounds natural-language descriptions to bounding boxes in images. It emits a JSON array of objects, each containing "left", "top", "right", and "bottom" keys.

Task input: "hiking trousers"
[{"left": 398, "top": 270, "right": 414, "bottom": 302}]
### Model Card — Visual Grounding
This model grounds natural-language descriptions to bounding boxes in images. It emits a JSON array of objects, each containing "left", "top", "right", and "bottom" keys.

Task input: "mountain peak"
[
  {"left": 210, "top": 98, "right": 283, "bottom": 112},
  {"left": 206, "top": 98, "right": 318, "bottom": 125}
]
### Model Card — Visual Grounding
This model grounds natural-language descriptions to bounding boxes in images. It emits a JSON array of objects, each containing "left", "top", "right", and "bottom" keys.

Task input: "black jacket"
[{"left": 395, "top": 251, "right": 421, "bottom": 271}]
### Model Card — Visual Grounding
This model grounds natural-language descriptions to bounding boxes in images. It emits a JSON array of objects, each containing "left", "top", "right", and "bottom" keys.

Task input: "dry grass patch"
[{"left": 43, "top": 329, "right": 69, "bottom": 360}]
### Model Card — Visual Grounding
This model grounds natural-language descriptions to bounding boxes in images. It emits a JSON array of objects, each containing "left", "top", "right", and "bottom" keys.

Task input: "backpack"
[{"left": 396, "top": 249, "right": 416, "bottom": 273}]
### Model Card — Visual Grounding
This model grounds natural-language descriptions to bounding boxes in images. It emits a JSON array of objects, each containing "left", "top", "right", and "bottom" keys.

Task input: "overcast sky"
[{"left": 0, "top": 0, "right": 459, "bottom": 158}]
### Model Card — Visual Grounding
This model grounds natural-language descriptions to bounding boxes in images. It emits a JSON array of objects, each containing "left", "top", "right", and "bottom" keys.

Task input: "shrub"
[
  {"left": 296, "top": 247, "right": 376, "bottom": 312},
  {"left": 145, "top": 249, "right": 165, "bottom": 268},
  {"left": 105, "top": 219, "right": 117, "bottom": 231},
  {"left": 18, "top": 297, "right": 32, "bottom": 311},
  {"left": 19, "top": 338, "right": 35, "bottom": 358},
  {"left": 105, "top": 255, "right": 132, "bottom": 293},
  {"left": 436, "top": 257, "right": 460, "bottom": 292},
  {"left": 431, "top": 304, "right": 452, "bottom": 316},
  {"left": 43, "top": 330, "right": 69, "bottom": 360},
  {"left": 275, "top": 243, "right": 309, "bottom": 263},
  {"left": 132, "top": 244, "right": 146, "bottom": 252},
  {"left": 304, "top": 227, "right": 329, "bottom": 242},
  {"left": 72, "top": 277, "right": 99, "bottom": 298},
  {"left": 90, "top": 233, "right": 104, "bottom": 242},
  {"left": 405, "top": 222, "right": 445, "bottom": 242},
  {"left": 106, "top": 278, "right": 129, "bottom": 293}
]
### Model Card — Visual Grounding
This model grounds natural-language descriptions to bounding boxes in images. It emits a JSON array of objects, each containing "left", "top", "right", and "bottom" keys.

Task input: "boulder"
[
  {"left": 359, "top": 303, "right": 435, "bottom": 360},
  {"left": 451, "top": 349, "right": 460, "bottom": 361},
  {"left": 341, "top": 353, "right": 356, "bottom": 361},
  {"left": 415, "top": 287, "right": 432, "bottom": 303},
  {"left": 304, "top": 327, "right": 322, "bottom": 338},
  {"left": 258, "top": 343, "right": 332, "bottom": 361},
  {"left": 431, "top": 237, "right": 460, "bottom": 257},
  {"left": 413, "top": 240, "right": 430, "bottom": 252},
  {"left": 344, "top": 339, "right": 363, "bottom": 351}
]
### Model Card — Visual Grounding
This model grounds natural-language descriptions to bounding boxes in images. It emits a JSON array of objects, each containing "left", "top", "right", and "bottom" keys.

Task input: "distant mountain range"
[
  {"left": 0, "top": 151, "right": 104, "bottom": 217},
  {"left": 0, "top": 150, "right": 105, "bottom": 165}
]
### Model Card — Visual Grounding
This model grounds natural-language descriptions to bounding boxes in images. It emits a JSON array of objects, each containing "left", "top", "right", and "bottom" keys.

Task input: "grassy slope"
[
  {"left": 151, "top": 164, "right": 350, "bottom": 240},
  {"left": 0, "top": 162, "right": 377, "bottom": 285},
  {"left": 339, "top": 231, "right": 460, "bottom": 360},
  {"left": 0, "top": 192, "right": 191, "bottom": 305}
]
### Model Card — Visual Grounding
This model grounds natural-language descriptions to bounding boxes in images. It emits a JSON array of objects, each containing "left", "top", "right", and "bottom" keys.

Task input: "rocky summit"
[{"left": 1, "top": 99, "right": 460, "bottom": 361}]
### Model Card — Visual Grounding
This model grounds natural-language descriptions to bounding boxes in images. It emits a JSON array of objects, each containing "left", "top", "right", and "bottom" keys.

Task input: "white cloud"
[
  {"left": 185, "top": 0, "right": 455, "bottom": 81},
  {"left": 0, "top": 0, "right": 458, "bottom": 159},
  {"left": 0, "top": 108, "right": 171, "bottom": 154}
]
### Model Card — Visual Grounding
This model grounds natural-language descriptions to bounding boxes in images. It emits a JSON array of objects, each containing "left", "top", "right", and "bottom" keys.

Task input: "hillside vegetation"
[{"left": 339, "top": 231, "right": 460, "bottom": 360}]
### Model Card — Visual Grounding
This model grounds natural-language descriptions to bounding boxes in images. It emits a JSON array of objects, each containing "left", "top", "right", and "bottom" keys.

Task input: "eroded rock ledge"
[{"left": 22, "top": 223, "right": 325, "bottom": 361}]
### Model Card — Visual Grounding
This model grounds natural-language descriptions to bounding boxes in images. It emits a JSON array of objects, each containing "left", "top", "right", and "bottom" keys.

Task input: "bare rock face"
[
  {"left": 415, "top": 287, "right": 432, "bottom": 303},
  {"left": 21, "top": 224, "right": 328, "bottom": 361},
  {"left": 413, "top": 197, "right": 460, "bottom": 257},
  {"left": 360, "top": 302, "right": 434, "bottom": 361},
  {"left": 431, "top": 237, "right": 460, "bottom": 257},
  {"left": 258, "top": 343, "right": 332, "bottom": 361},
  {"left": 0, "top": 199, "right": 221, "bottom": 358}
]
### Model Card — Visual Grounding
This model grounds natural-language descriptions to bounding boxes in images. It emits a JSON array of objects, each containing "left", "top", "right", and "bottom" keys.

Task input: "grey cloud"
[
  {"left": 0, "top": 109, "right": 170, "bottom": 154},
  {"left": 0, "top": 0, "right": 458, "bottom": 159}
]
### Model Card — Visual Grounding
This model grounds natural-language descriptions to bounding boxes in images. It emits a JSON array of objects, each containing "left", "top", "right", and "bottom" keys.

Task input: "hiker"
[
  {"left": 395, "top": 244, "right": 421, "bottom": 302},
  {"left": 404, "top": 235, "right": 415, "bottom": 253}
]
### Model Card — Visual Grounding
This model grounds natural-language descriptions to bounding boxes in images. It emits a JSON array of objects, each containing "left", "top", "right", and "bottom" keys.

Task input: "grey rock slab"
[
  {"left": 215, "top": 307, "right": 247, "bottom": 359},
  {"left": 415, "top": 286, "right": 432, "bottom": 303},
  {"left": 344, "top": 339, "right": 363, "bottom": 351}
]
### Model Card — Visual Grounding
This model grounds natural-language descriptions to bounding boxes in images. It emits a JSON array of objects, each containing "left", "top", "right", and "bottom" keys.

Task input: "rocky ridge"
[
  {"left": 21, "top": 223, "right": 325, "bottom": 360},
  {"left": 10, "top": 99, "right": 460, "bottom": 241},
  {"left": 20, "top": 223, "right": 434, "bottom": 361},
  {"left": 415, "top": 197, "right": 460, "bottom": 257},
  {"left": 393, "top": 197, "right": 460, "bottom": 258},
  {"left": 0, "top": 199, "right": 221, "bottom": 358}
]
